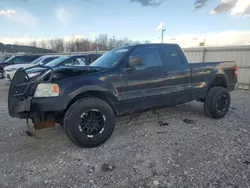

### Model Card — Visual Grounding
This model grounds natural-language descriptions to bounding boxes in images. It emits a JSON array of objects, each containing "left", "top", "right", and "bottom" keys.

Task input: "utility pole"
[
  {"left": 113, "top": 36, "right": 115, "bottom": 49},
  {"left": 161, "top": 29, "right": 166, "bottom": 43}
]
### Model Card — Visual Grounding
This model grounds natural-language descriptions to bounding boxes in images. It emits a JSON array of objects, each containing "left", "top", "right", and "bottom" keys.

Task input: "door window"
[{"left": 128, "top": 46, "right": 162, "bottom": 70}]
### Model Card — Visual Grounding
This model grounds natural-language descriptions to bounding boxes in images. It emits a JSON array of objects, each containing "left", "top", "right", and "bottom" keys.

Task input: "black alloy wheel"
[
  {"left": 64, "top": 97, "right": 115, "bottom": 148},
  {"left": 79, "top": 110, "right": 105, "bottom": 137}
]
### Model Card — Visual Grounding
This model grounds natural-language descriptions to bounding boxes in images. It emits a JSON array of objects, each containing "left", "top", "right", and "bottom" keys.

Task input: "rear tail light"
[{"left": 234, "top": 66, "right": 238, "bottom": 78}]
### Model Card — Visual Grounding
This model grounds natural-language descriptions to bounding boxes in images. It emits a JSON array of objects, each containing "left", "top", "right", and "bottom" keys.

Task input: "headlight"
[
  {"left": 34, "top": 83, "right": 60, "bottom": 97},
  {"left": 27, "top": 72, "right": 41, "bottom": 78}
]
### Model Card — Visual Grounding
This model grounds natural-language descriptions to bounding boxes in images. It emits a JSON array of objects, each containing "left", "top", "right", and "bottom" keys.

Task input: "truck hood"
[
  {"left": 54, "top": 65, "right": 104, "bottom": 72},
  {"left": 4, "top": 64, "right": 33, "bottom": 71},
  {"left": 25, "top": 65, "right": 105, "bottom": 80}
]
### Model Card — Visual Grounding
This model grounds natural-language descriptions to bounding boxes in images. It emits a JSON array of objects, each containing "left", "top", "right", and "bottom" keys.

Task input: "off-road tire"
[
  {"left": 204, "top": 87, "right": 231, "bottom": 119},
  {"left": 64, "top": 97, "right": 115, "bottom": 148}
]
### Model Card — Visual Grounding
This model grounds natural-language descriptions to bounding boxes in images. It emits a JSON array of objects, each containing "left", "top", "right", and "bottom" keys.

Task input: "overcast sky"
[{"left": 0, "top": 0, "right": 250, "bottom": 47}]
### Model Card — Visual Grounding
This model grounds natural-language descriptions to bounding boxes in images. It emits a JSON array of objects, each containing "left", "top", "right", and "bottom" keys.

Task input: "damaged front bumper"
[{"left": 10, "top": 95, "right": 69, "bottom": 119}]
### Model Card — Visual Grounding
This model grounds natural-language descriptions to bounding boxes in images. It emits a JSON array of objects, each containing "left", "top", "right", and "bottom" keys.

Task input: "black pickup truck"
[{"left": 8, "top": 44, "right": 237, "bottom": 148}]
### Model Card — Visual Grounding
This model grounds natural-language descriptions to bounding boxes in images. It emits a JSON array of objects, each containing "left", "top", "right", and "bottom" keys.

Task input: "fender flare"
[
  {"left": 67, "top": 85, "right": 118, "bottom": 114},
  {"left": 207, "top": 74, "right": 228, "bottom": 91}
]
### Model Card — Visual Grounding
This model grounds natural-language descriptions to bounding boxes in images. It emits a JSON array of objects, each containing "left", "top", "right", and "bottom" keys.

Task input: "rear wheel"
[
  {"left": 204, "top": 87, "right": 231, "bottom": 119},
  {"left": 64, "top": 97, "right": 115, "bottom": 148}
]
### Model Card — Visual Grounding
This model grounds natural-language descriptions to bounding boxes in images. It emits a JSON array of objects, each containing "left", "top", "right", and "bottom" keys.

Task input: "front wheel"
[
  {"left": 204, "top": 87, "right": 231, "bottom": 119},
  {"left": 64, "top": 97, "right": 115, "bottom": 148}
]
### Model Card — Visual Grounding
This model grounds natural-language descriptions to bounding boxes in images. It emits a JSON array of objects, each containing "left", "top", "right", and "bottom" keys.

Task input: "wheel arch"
[
  {"left": 66, "top": 90, "right": 118, "bottom": 115},
  {"left": 207, "top": 74, "right": 228, "bottom": 91}
]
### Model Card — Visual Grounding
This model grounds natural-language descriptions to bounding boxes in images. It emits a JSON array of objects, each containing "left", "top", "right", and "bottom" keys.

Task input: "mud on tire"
[
  {"left": 204, "top": 86, "right": 231, "bottom": 119},
  {"left": 64, "top": 97, "right": 115, "bottom": 148}
]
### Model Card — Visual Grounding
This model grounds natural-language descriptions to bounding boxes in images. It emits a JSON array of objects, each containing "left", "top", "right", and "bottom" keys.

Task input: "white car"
[{"left": 4, "top": 55, "right": 60, "bottom": 80}]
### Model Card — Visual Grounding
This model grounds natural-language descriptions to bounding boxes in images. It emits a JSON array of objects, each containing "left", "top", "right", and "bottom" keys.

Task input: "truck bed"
[
  {"left": 190, "top": 61, "right": 237, "bottom": 100},
  {"left": 190, "top": 61, "right": 236, "bottom": 71}
]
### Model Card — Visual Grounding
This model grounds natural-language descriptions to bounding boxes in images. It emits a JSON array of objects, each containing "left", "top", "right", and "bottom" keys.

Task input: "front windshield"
[
  {"left": 31, "top": 56, "right": 44, "bottom": 64},
  {"left": 4, "top": 56, "right": 15, "bottom": 63},
  {"left": 45, "top": 56, "right": 68, "bottom": 67},
  {"left": 90, "top": 47, "right": 131, "bottom": 68}
]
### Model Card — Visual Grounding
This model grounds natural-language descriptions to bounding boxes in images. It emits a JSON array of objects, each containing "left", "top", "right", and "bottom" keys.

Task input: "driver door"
[{"left": 117, "top": 45, "right": 167, "bottom": 112}]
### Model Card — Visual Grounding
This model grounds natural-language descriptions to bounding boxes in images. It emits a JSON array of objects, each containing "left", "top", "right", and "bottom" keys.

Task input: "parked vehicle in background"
[
  {"left": 45, "top": 53, "right": 102, "bottom": 67},
  {"left": 0, "top": 55, "right": 41, "bottom": 78},
  {"left": 8, "top": 44, "right": 237, "bottom": 148},
  {"left": 4, "top": 55, "right": 12, "bottom": 61},
  {"left": 4, "top": 55, "right": 60, "bottom": 80},
  {"left": 0, "top": 55, "right": 12, "bottom": 63},
  {"left": 19, "top": 53, "right": 103, "bottom": 80}
]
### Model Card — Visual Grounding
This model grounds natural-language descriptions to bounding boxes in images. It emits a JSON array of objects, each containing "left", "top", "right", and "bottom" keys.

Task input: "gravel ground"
[{"left": 0, "top": 81, "right": 249, "bottom": 188}]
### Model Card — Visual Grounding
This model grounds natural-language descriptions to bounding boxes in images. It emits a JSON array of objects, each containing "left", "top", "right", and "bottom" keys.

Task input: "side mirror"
[{"left": 129, "top": 56, "right": 143, "bottom": 67}]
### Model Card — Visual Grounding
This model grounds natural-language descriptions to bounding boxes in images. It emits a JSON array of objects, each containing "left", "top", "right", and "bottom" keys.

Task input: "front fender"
[{"left": 68, "top": 85, "right": 110, "bottom": 99}]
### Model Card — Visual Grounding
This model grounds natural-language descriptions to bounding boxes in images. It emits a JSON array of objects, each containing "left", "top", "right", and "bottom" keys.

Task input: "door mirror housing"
[{"left": 129, "top": 56, "right": 143, "bottom": 67}]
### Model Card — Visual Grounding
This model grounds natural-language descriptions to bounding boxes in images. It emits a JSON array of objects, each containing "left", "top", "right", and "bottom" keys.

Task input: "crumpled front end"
[{"left": 8, "top": 65, "right": 105, "bottom": 119}]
